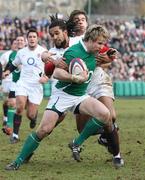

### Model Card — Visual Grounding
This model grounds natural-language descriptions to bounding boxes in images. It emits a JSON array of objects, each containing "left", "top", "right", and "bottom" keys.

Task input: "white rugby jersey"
[
  {"left": 49, "top": 36, "right": 83, "bottom": 61},
  {"left": 0, "top": 50, "right": 12, "bottom": 82},
  {"left": 12, "top": 45, "right": 46, "bottom": 84}
]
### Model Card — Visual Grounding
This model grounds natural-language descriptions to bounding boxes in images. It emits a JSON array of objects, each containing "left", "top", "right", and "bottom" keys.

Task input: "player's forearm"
[
  {"left": 5, "top": 63, "right": 17, "bottom": 73},
  {"left": 53, "top": 68, "right": 72, "bottom": 82},
  {"left": 53, "top": 68, "right": 89, "bottom": 84},
  {"left": 2, "top": 63, "right": 17, "bottom": 79}
]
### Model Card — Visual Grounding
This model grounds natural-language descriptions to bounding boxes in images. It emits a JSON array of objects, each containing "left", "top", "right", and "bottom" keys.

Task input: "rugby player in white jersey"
[
  {"left": 3, "top": 28, "right": 48, "bottom": 143},
  {"left": 41, "top": 15, "right": 84, "bottom": 91}
]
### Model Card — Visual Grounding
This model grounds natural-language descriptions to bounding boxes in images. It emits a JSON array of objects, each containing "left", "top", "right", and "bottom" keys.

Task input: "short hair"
[
  {"left": 27, "top": 28, "right": 38, "bottom": 37},
  {"left": 83, "top": 24, "right": 110, "bottom": 42},
  {"left": 49, "top": 14, "right": 67, "bottom": 31},
  {"left": 69, "top": 10, "right": 88, "bottom": 23},
  {"left": 11, "top": 38, "right": 17, "bottom": 44}
]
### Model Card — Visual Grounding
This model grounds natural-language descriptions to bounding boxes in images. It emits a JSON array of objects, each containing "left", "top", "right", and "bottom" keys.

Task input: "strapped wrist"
[{"left": 71, "top": 74, "right": 84, "bottom": 83}]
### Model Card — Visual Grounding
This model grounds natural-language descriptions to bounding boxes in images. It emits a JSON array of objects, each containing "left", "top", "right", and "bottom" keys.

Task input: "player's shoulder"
[
  {"left": 49, "top": 47, "right": 58, "bottom": 53},
  {"left": 69, "top": 35, "right": 83, "bottom": 47},
  {"left": 66, "top": 41, "right": 81, "bottom": 53},
  {"left": 0, "top": 50, "right": 12, "bottom": 64},
  {"left": 36, "top": 45, "right": 47, "bottom": 53},
  {"left": 17, "top": 46, "right": 27, "bottom": 54},
  {"left": 1, "top": 50, "right": 12, "bottom": 58},
  {"left": 64, "top": 40, "right": 86, "bottom": 59},
  {"left": 37, "top": 44, "right": 46, "bottom": 50},
  {"left": 10, "top": 50, "right": 17, "bottom": 55}
]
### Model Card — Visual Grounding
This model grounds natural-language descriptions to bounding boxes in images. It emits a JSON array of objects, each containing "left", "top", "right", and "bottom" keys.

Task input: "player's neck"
[
  {"left": 64, "top": 40, "right": 69, "bottom": 49},
  {"left": 75, "top": 31, "right": 84, "bottom": 37},
  {"left": 28, "top": 45, "right": 38, "bottom": 51}
]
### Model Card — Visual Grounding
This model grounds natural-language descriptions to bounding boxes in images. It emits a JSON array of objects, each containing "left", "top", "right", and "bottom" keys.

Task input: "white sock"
[
  {"left": 114, "top": 152, "right": 121, "bottom": 158},
  {"left": 13, "top": 133, "right": 19, "bottom": 139}
]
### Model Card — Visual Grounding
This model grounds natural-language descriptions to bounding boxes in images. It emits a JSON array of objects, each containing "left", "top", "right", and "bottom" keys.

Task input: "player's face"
[
  {"left": 27, "top": 32, "right": 38, "bottom": 49},
  {"left": 87, "top": 37, "right": 106, "bottom": 53},
  {"left": 49, "top": 26, "right": 68, "bottom": 48},
  {"left": 73, "top": 14, "right": 88, "bottom": 34},
  {"left": 16, "top": 36, "right": 26, "bottom": 49}
]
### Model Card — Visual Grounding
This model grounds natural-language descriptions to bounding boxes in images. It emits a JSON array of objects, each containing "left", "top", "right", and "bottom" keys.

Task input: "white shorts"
[
  {"left": 15, "top": 80, "right": 43, "bottom": 105},
  {"left": 46, "top": 87, "right": 90, "bottom": 114},
  {"left": 87, "top": 67, "right": 114, "bottom": 100},
  {"left": 9, "top": 82, "right": 17, "bottom": 92},
  {"left": 2, "top": 80, "right": 12, "bottom": 93}
]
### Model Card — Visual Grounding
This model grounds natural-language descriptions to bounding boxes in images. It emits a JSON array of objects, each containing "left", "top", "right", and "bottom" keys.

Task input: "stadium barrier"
[
  {"left": 0, "top": 81, "right": 144, "bottom": 98},
  {"left": 43, "top": 81, "right": 145, "bottom": 97},
  {"left": 113, "top": 81, "right": 145, "bottom": 97}
]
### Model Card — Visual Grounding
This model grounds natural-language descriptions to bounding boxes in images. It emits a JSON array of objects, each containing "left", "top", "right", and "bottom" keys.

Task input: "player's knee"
[
  {"left": 16, "top": 106, "right": 24, "bottom": 115},
  {"left": 77, "top": 125, "right": 84, "bottom": 133},
  {"left": 111, "top": 112, "right": 116, "bottom": 123},
  {"left": 112, "top": 116, "right": 116, "bottom": 123},
  {"left": 100, "top": 109, "right": 110, "bottom": 124},
  {"left": 37, "top": 125, "right": 53, "bottom": 139},
  {"left": 8, "top": 100, "right": 16, "bottom": 108}
]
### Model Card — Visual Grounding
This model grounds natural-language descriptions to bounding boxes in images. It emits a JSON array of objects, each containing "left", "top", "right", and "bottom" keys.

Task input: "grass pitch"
[{"left": 0, "top": 98, "right": 145, "bottom": 180}]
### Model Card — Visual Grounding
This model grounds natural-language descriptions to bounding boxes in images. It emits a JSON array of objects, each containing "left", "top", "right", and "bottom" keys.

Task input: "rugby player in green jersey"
[
  {"left": 3, "top": 35, "right": 26, "bottom": 137},
  {"left": 67, "top": 10, "right": 124, "bottom": 168}
]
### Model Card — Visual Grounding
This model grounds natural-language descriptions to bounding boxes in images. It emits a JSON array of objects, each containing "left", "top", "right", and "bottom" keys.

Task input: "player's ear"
[{"left": 64, "top": 30, "right": 68, "bottom": 35}]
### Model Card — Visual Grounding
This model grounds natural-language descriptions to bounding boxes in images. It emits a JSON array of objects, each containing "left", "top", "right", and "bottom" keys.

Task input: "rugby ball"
[
  {"left": 44, "top": 61, "right": 55, "bottom": 76},
  {"left": 69, "top": 58, "right": 87, "bottom": 75}
]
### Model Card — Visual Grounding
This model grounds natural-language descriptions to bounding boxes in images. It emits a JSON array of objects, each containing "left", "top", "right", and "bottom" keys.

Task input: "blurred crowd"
[
  {"left": 0, "top": 16, "right": 52, "bottom": 50},
  {"left": 0, "top": 15, "right": 145, "bottom": 81}
]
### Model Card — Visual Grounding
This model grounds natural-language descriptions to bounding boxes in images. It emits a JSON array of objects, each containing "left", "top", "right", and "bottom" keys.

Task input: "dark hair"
[
  {"left": 69, "top": 10, "right": 88, "bottom": 23},
  {"left": 49, "top": 14, "right": 67, "bottom": 31},
  {"left": 11, "top": 38, "right": 16, "bottom": 44},
  {"left": 27, "top": 28, "right": 38, "bottom": 37},
  {"left": 66, "top": 10, "right": 88, "bottom": 36}
]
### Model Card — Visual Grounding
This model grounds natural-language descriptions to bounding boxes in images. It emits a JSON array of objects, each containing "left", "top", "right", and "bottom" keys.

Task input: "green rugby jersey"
[
  {"left": 9, "top": 51, "right": 20, "bottom": 82},
  {"left": 55, "top": 41, "right": 96, "bottom": 96}
]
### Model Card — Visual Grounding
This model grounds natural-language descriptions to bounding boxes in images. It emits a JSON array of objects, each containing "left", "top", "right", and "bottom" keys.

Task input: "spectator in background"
[{"left": 0, "top": 38, "right": 5, "bottom": 50}]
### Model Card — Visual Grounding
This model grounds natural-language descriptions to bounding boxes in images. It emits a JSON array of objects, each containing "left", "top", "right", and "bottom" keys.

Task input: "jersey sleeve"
[
  {"left": 0, "top": 53, "right": 8, "bottom": 67},
  {"left": 12, "top": 51, "right": 21, "bottom": 67},
  {"left": 63, "top": 50, "right": 76, "bottom": 66}
]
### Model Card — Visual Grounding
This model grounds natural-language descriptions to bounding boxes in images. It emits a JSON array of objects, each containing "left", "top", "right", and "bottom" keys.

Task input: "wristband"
[{"left": 71, "top": 74, "right": 85, "bottom": 84}]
